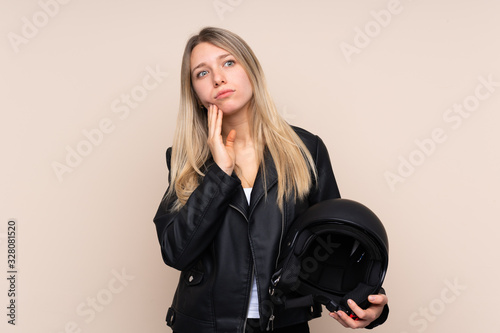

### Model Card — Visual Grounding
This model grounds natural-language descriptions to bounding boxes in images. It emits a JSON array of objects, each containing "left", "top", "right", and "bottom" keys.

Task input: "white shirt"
[{"left": 243, "top": 188, "right": 260, "bottom": 319}]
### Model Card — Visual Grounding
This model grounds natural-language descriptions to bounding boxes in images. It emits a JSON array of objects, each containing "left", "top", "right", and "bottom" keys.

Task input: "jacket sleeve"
[
  {"left": 153, "top": 148, "right": 241, "bottom": 271},
  {"left": 308, "top": 135, "right": 341, "bottom": 204}
]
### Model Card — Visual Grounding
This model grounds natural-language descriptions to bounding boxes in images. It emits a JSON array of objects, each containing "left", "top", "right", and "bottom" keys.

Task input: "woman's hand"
[
  {"left": 207, "top": 104, "right": 236, "bottom": 175},
  {"left": 329, "top": 294, "right": 388, "bottom": 329}
]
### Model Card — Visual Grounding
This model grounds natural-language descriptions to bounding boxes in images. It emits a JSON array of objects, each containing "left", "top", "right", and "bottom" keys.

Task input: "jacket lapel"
[
  {"left": 248, "top": 150, "right": 278, "bottom": 215},
  {"left": 230, "top": 186, "right": 250, "bottom": 217},
  {"left": 227, "top": 149, "right": 279, "bottom": 218}
]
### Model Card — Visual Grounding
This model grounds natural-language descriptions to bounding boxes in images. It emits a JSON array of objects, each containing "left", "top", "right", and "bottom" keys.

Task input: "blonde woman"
[{"left": 153, "top": 27, "right": 388, "bottom": 333}]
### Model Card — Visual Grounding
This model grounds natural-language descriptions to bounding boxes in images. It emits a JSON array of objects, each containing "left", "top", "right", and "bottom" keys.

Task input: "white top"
[
  {"left": 243, "top": 188, "right": 260, "bottom": 319},
  {"left": 243, "top": 187, "right": 252, "bottom": 205}
]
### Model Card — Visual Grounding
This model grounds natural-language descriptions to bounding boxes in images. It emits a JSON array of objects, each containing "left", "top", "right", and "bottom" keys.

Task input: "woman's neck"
[{"left": 221, "top": 109, "right": 253, "bottom": 148}]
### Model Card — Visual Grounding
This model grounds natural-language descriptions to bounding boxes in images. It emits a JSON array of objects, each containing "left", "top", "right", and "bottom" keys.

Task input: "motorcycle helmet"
[{"left": 269, "top": 198, "right": 389, "bottom": 316}]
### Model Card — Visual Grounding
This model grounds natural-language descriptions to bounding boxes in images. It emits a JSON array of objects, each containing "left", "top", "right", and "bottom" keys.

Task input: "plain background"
[{"left": 1, "top": 0, "right": 499, "bottom": 332}]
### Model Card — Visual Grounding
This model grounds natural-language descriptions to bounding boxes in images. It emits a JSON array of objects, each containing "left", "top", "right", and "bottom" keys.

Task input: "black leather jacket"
[{"left": 154, "top": 127, "right": 385, "bottom": 332}]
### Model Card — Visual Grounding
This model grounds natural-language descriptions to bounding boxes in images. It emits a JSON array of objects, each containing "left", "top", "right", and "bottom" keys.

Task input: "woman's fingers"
[
  {"left": 329, "top": 294, "right": 388, "bottom": 329},
  {"left": 207, "top": 104, "right": 216, "bottom": 138},
  {"left": 367, "top": 294, "right": 388, "bottom": 306},
  {"left": 215, "top": 108, "right": 223, "bottom": 140},
  {"left": 208, "top": 104, "right": 221, "bottom": 143},
  {"left": 206, "top": 104, "right": 235, "bottom": 175},
  {"left": 225, "top": 129, "right": 236, "bottom": 149},
  {"left": 329, "top": 312, "right": 349, "bottom": 328}
]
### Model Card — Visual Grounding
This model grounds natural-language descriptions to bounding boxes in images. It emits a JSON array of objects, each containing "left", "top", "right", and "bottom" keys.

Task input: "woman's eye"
[
  {"left": 196, "top": 70, "right": 208, "bottom": 78},
  {"left": 224, "top": 60, "right": 235, "bottom": 67}
]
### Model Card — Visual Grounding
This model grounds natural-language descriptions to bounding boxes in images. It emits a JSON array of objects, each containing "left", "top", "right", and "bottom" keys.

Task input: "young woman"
[{"left": 153, "top": 27, "right": 389, "bottom": 333}]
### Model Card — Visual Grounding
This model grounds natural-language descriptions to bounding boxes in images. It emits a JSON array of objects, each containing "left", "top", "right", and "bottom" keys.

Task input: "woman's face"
[{"left": 190, "top": 42, "right": 253, "bottom": 116}]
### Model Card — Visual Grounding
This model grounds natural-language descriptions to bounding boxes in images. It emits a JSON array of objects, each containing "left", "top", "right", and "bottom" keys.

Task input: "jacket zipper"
[
  {"left": 274, "top": 202, "right": 286, "bottom": 269},
  {"left": 230, "top": 197, "right": 284, "bottom": 332},
  {"left": 266, "top": 203, "right": 285, "bottom": 331},
  {"left": 243, "top": 265, "right": 256, "bottom": 333},
  {"left": 230, "top": 204, "right": 253, "bottom": 333}
]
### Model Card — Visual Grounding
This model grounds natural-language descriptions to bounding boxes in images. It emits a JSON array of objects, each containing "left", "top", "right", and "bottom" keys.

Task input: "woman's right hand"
[{"left": 207, "top": 104, "right": 236, "bottom": 175}]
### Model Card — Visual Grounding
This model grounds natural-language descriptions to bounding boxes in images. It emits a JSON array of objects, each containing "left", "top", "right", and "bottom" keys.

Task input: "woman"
[{"left": 153, "top": 27, "right": 388, "bottom": 333}]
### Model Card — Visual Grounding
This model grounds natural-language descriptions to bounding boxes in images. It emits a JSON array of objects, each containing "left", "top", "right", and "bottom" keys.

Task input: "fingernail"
[
  {"left": 337, "top": 311, "right": 342, "bottom": 317},
  {"left": 348, "top": 299, "right": 353, "bottom": 305},
  {"left": 368, "top": 296, "right": 375, "bottom": 302}
]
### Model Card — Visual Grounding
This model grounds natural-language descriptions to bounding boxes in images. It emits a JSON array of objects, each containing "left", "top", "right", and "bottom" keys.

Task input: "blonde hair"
[{"left": 165, "top": 27, "right": 317, "bottom": 211}]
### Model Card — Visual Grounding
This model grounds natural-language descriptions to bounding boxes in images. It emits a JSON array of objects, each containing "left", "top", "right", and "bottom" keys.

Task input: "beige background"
[{"left": 1, "top": 0, "right": 499, "bottom": 332}]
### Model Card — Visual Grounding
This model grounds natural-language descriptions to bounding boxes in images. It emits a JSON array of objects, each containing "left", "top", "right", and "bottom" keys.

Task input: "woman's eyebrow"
[{"left": 192, "top": 53, "right": 232, "bottom": 75}]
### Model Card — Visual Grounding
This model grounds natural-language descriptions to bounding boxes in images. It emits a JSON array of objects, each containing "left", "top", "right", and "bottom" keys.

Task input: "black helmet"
[{"left": 269, "top": 198, "right": 389, "bottom": 316}]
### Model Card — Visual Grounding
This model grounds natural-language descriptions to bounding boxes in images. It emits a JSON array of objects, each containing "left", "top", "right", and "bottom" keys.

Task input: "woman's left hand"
[{"left": 329, "top": 294, "right": 388, "bottom": 329}]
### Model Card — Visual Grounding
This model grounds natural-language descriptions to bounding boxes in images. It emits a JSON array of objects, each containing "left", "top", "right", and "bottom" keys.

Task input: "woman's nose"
[{"left": 213, "top": 70, "right": 226, "bottom": 87}]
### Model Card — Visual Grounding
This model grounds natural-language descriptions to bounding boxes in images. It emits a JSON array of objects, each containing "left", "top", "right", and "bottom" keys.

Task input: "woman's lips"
[{"left": 215, "top": 89, "right": 235, "bottom": 99}]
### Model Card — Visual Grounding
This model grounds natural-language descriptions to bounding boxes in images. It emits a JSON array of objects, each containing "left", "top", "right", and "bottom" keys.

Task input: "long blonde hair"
[{"left": 165, "top": 27, "right": 317, "bottom": 211}]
